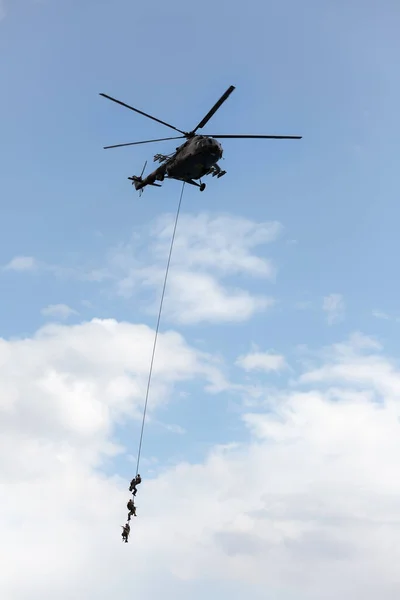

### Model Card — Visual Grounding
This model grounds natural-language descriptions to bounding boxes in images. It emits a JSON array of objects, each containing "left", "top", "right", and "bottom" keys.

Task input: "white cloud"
[
  {"left": 236, "top": 351, "right": 287, "bottom": 372},
  {"left": 372, "top": 310, "right": 400, "bottom": 323},
  {"left": 152, "top": 213, "right": 281, "bottom": 278},
  {"left": 3, "top": 255, "right": 110, "bottom": 282},
  {"left": 323, "top": 293, "right": 345, "bottom": 325},
  {"left": 142, "top": 333, "right": 400, "bottom": 597},
  {"left": 2, "top": 328, "right": 400, "bottom": 598},
  {"left": 41, "top": 304, "right": 79, "bottom": 320},
  {"left": 161, "top": 271, "right": 274, "bottom": 324},
  {"left": 2, "top": 213, "right": 282, "bottom": 324},
  {"left": 3, "top": 214, "right": 280, "bottom": 326},
  {"left": 0, "top": 319, "right": 224, "bottom": 454},
  {"left": 4, "top": 255, "right": 38, "bottom": 272},
  {"left": 372, "top": 310, "right": 390, "bottom": 320},
  {"left": 159, "top": 422, "right": 186, "bottom": 435},
  {"left": 108, "top": 212, "right": 280, "bottom": 324},
  {"left": 81, "top": 300, "right": 94, "bottom": 308},
  {"left": 0, "top": 318, "right": 226, "bottom": 599}
]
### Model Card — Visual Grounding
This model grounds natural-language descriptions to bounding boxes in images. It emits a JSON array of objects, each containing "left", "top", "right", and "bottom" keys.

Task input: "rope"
[{"left": 134, "top": 182, "right": 185, "bottom": 477}]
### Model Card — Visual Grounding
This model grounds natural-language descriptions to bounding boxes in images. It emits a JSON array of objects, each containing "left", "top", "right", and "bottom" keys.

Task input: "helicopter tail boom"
[
  {"left": 128, "top": 160, "right": 165, "bottom": 192},
  {"left": 127, "top": 175, "right": 162, "bottom": 190}
]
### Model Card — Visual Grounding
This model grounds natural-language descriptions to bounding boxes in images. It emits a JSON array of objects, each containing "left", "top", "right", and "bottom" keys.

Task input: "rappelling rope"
[
  {"left": 134, "top": 181, "right": 185, "bottom": 478},
  {"left": 122, "top": 182, "right": 185, "bottom": 543}
]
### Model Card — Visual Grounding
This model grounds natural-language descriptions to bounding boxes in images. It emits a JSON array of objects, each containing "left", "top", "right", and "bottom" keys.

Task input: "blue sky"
[
  {"left": 2, "top": 1, "right": 400, "bottom": 599},
  {"left": 2, "top": 0, "right": 400, "bottom": 340}
]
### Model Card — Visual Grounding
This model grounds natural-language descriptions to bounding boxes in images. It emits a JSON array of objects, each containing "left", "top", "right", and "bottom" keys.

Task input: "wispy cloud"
[
  {"left": 151, "top": 213, "right": 282, "bottom": 278},
  {"left": 107, "top": 212, "right": 281, "bottom": 324},
  {"left": 4, "top": 256, "right": 38, "bottom": 272},
  {"left": 236, "top": 351, "right": 287, "bottom": 373},
  {"left": 159, "top": 423, "right": 186, "bottom": 435},
  {"left": 372, "top": 310, "right": 390, "bottom": 320},
  {"left": 3, "top": 254, "right": 109, "bottom": 282},
  {"left": 2, "top": 213, "right": 282, "bottom": 326},
  {"left": 159, "top": 271, "right": 274, "bottom": 324},
  {"left": 41, "top": 304, "right": 79, "bottom": 320},
  {"left": 372, "top": 310, "right": 400, "bottom": 323},
  {"left": 323, "top": 293, "right": 345, "bottom": 325}
]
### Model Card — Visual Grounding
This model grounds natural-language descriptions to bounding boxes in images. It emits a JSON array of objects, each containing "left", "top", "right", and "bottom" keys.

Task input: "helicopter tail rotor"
[
  {"left": 128, "top": 160, "right": 162, "bottom": 195},
  {"left": 127, "top": 174, "right": 143, "bottom": 190},
  {"left": 128, "top": 160, "right": 147, "bottom": 192}
]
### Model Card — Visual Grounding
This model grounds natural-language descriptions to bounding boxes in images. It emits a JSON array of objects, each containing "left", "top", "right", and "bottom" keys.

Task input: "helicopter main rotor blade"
[
  {"left": 209, "top": 134, "right": 302, "bottom": 139},
  {"left": 99, "top": 93, "right": 186, "bottom": 135},
  {"left": 191, "top": 85, "right": 236, "bottom": 133},
  {"left": 103, "top": 136, "right": 186, "bottom": 149}
]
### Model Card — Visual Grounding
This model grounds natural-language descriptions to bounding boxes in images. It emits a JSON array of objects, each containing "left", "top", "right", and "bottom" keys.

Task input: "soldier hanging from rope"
[
  {"left": 127, "top": 498, "right": 137, "bottom": 521},
  {"left": 121, "top": 522, "right": 130, "bottom": 543},
  {"left": 129, "top": 473, "right": 142, "bottom": 496}
]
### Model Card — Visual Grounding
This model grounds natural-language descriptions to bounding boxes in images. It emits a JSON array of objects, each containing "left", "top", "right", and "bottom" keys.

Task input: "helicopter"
[{"left": 100, "top": 85, "right": 302, "bottom": 194}]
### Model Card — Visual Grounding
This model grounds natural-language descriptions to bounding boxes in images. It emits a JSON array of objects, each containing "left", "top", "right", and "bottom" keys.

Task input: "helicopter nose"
[{"left": 210, "top": 139, "right": 223, "bottom": 157}]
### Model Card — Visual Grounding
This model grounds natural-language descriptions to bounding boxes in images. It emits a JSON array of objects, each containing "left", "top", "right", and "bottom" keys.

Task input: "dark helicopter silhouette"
[{"left": 100, "top": 85, "right": 302, "bottom": 194}]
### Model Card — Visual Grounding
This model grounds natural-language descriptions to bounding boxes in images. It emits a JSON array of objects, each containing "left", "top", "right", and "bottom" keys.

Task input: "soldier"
[
  {"left": 127, "top": 498, "right": 137, "bottom": 521},
  {"left": 129, "top": 474, "right": 142, "bottom": 496},
  {"left": 121, "top": 522, "right": 130, "bottom": 543}
]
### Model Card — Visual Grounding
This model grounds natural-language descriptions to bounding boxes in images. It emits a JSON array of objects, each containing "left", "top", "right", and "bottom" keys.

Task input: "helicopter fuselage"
[
  {"left": 168, "top": 136, "right": 223, "bottom": 177},
  {"left": 134, "top": 136, "right": 224, "bottom": 190}
]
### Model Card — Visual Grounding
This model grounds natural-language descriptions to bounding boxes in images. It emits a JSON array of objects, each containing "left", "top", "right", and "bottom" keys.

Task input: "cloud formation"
[
  {"left": 236, "top": 351, "right": 287, "bottom": 372},
  {"left": 2, "top": 326, "right": 400, "bottom": 599},
  {"left": 323, "top": 293, "right": 345, "bottom": 325},
  {"left": 372, "top": 310, "right": 400, "bottom": 323},
  {"left": 152, "top": 213, "right": 281, "bottom": 277},
  {"left": 159, "top": 271, "right": 273, "bottom": 324},
  {"left": 4, "top": 255, "right": 38, "bottom": 272},
  {"left": 372, "top": 310, "right": 390, "bottom": 320},
  {"left": 41, "top": 304, "right": 79, "bottom": 320},
  {"left": 3, "top": 213, "right": 281, "bottom": 326},
  {"left": 0, "top": 318, "right": 224, "bottom": 462},
  {"left": 110, "top": 212, "right": 280, "bottom": 324}
]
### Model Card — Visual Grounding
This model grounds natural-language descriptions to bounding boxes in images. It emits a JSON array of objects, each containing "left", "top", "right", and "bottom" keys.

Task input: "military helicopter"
[{"left": 100, "top": 85, "right": 302, "bottom": 193}]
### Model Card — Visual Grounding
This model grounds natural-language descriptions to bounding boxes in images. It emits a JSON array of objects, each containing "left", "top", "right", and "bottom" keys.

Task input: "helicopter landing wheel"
[{"left": 199, "top": 183, "right": 206, "bottom": 192}]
